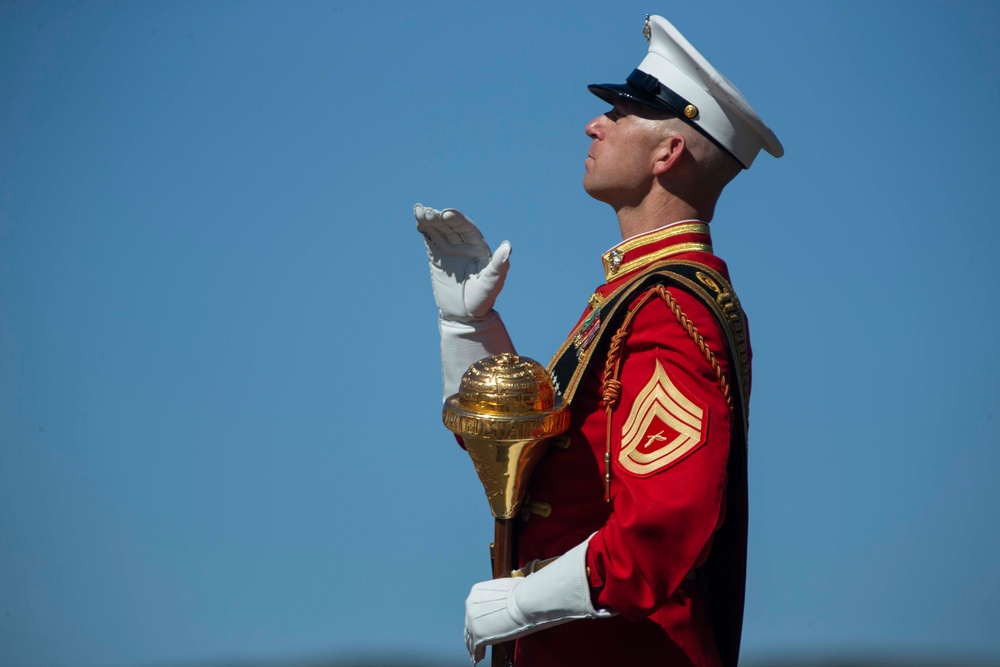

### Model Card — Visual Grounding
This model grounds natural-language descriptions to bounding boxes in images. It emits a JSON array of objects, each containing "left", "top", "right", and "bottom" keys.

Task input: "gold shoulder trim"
[
  {"left": 604, "top": 241, "right": 712, "bottom": 282},
  {"left": 613, "top": 222, "right": 709, "bottom": 255},
  {"left": 602, "top": 223, "right": 711, "bottom": 281}
]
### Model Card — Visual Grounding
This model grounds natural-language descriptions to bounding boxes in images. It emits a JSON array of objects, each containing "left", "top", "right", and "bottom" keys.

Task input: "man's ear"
[{"left": 652, "top": 134, "right": 685, "bottom": 177}]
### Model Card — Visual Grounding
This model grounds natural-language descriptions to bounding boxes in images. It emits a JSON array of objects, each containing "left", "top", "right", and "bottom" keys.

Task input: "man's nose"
[{"left": 585, "top": 116, "right": 603, "bottom": 139}]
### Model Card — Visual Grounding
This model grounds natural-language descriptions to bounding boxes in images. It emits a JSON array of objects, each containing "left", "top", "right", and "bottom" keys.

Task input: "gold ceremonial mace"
[{"left": 443, "top": 353, "right": 570, "bottom": 667}]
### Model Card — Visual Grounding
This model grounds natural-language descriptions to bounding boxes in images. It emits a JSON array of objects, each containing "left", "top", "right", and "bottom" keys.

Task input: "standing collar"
[{"left": 601, "top": 220, "right": 713, "bottom": 282}]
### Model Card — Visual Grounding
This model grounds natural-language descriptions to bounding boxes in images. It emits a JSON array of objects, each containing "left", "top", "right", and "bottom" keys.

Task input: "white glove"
[
  {"left": 438, "top": 316, "right": 515, "bottom": 400},
  {"left": 414, "top": 203, "right": 511, "bottom": 323},
  {"left": 464, "top": 537, "right": 615, "bottom": 665},
  {"left": 414, "top": 204, "right": 515, "bottom": 399}
]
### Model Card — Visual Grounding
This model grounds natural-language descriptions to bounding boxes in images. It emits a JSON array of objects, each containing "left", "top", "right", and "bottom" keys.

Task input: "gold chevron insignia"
[{"left": 618, "top": 359, "right": 707, "bottom": 476}]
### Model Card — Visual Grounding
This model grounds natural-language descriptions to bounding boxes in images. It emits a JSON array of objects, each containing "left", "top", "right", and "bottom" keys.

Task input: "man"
[{"left": 415, "top": 15, "right": 782, "bottom": 667}]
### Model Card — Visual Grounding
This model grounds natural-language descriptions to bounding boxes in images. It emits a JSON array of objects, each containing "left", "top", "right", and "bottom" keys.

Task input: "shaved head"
[{"left": 656, "top": 116, "right": 742, "bottom": 195}]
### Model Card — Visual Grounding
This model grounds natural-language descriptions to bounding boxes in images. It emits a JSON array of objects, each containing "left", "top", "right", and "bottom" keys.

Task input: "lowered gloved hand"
[
  {"left": 414, "top": 204, "right": 515, "bottom": 399},
  {"left": 464, "top": 537, "right": 615, "bottom": 665}
]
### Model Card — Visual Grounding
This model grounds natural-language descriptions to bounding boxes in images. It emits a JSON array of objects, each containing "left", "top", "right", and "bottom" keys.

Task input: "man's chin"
[{"left": 582, "top": 180, "right": 614, "bottom": 205}]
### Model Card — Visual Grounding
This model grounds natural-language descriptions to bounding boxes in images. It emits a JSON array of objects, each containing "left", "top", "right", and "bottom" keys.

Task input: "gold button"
[{"left": 684, "top": 104, "right": 698, "bottom": 119}]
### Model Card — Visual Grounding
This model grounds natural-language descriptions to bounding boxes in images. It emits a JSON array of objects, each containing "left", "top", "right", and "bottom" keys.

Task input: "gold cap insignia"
[
  {"left": 684, "top": 104, "right": 698, "bottom": 119},
  {"left": 643, "top": 14, "right": 651, "bottom": 43}
]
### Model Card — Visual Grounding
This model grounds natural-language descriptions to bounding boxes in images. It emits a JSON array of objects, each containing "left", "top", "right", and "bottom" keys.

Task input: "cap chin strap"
[
  {"left": 625, "top": 69, "right": 693, "bottom": 118},
  {"left": 622, "top": 69, "right": 743, "bottom": 168}
]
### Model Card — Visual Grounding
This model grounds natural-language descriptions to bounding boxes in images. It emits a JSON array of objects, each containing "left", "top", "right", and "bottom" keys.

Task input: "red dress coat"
[{"left": 513, "top": 221, "right": 750, "bottom": 667}]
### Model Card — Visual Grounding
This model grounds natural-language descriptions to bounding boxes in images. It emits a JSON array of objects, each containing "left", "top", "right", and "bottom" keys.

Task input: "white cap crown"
[{"left": 589, "top": 15, "right": 783, "bottom": 168}]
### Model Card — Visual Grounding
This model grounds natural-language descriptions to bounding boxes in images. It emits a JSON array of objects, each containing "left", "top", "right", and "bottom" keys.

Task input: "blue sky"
[{"left": 2, "top": 1, "right": 999, "bottom": 665}]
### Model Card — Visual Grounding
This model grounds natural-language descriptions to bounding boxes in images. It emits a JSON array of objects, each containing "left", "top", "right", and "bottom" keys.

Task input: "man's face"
[{"left": 582, "top": 99, "right": 672, "bottom": 208}]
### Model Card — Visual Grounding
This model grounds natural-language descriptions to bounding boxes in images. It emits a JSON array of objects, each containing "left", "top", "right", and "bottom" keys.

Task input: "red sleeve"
[{"left": 585, "top": 286, "right": 733, "bottom": 619}]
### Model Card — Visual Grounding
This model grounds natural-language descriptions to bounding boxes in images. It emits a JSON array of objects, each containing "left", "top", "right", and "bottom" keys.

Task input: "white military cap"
[{"left": 589, "top": 15, "right": 783, "bottom": 169}]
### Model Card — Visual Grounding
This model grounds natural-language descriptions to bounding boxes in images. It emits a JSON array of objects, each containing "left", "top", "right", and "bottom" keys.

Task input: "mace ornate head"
[{"left": 442, "top": 353, "right": 570, "bottom": 519}]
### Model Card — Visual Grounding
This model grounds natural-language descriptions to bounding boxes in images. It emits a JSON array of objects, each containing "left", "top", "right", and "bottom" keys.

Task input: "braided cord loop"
[{"left": 600, "top": 284, "right": 732, "bottom": 501}]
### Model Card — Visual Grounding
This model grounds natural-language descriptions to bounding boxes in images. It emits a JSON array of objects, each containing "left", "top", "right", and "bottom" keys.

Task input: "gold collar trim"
[{"left": 602, "top": 223, "right": 712, "bottom": 282}]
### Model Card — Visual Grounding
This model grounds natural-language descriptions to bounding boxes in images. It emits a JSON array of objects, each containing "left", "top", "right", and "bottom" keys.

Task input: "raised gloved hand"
[
  {"left": 464, "top": 537, "right": 615, "bottom": 664},
  {"left": 414, "top": 203, "right": 511, "bottom": 323},
  {"left": 414, "top": 204, "right": 516, "bottom": 400}
]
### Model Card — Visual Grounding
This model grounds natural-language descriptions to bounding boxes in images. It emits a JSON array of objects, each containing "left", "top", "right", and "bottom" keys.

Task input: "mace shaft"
[{"left": 492, "top": 518, "right": 516, "bottom": 667}]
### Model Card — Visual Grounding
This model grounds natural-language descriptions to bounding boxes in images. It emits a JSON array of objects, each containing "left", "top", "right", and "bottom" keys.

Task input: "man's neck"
[{"left": 615, "top": 195, "right": 709, "bottom": 240}]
